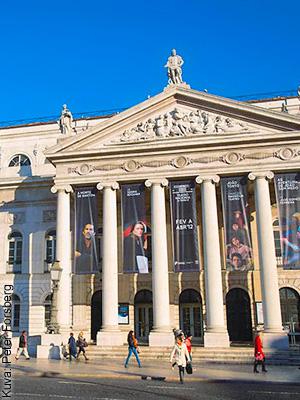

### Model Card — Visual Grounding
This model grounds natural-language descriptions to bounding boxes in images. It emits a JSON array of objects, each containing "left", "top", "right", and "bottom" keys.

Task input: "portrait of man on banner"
[
  {"left": 121, "top": 184, "right": 149, "bottom": 274},
  {"left": 221, "top": 177, "right": 253, "bottom": 271},
  {"left": 275, "top": 173, "right": 300, "bottom": 270},
  {"left": 75, "top": 187, "right": 99, "bottom": 274}
]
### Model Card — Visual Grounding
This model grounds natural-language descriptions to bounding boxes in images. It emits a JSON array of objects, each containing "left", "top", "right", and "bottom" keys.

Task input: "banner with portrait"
[
  {"left": 170, "top": 180, "right": 200, "bottom": 272},
  {"left": 274, "top": 173, "right": 300, "bottom": 270},
  {"left": 121, "top": 183, "right": 148, "bottom": 274},
  {"left": 74, "top": 187, "right": 99, "bottom": 274},
  {"left": 221, "top": 177, "right": 253, "bottom": 271}
]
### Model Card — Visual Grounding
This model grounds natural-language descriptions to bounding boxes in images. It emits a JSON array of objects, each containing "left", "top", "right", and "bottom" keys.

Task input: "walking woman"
[
  {"left": 68, "top": 333, "right": 77, "bottom": 361},
  {"left": 124, "top": 330, "right": 141, "bottom": 368},
  {"left": 76, "top": 332, "right": 89, "bottom": 361},
  {"left": 170, "top": 336, "right": 191, "bottom": 384},
  {"left": 254, "top": 331, "right": 267, "bottom": 373}
]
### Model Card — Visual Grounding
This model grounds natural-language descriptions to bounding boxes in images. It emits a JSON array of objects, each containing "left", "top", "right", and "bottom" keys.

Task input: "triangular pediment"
[{"left": 45, "top": 85, "right": 300, "bottom": 159}]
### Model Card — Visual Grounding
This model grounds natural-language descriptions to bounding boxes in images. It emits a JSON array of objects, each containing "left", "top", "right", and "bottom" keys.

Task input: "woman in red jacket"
[{"left": 254, "top": 332, "right": 267, "bottom": 373}]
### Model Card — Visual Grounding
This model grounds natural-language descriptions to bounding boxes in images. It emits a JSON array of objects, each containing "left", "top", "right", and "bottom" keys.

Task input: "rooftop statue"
[
  {"left": 165, "top": 49, "right": 184, "bottom": 85},
  {"left": 59, "top": 104, "right": 73, "bottom": 135}
]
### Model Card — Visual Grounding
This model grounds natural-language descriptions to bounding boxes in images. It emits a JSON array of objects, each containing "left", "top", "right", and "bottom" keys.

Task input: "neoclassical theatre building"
[{"left": 1, "top": 58, "right": 300, "bottom": 351}]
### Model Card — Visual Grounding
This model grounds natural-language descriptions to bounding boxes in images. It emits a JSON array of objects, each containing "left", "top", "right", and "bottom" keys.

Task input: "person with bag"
[
  {"left": 254, "top": 331, "right": 267, "bottom": 373},
  {"left": 15, "top": 331, "right": 30, "bottom": 360},
  {"left": 124, "top": 330, "right": 141, "bottom": 368},
  {"left": 170, "top": 335, "right": 191, "bottom": 384},
  {"left": 68, "top": 333, "right": 78, "bottom": 361},
  {"left": 76, "top": 332, "right": 89, "bottom": 361}
]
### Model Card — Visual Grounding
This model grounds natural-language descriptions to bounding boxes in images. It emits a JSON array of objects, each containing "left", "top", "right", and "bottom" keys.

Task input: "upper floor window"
[
  {"left": 9, "top": 154, "right": 31, "bottom": 167},
  {"left": 273, "top": 219, "right": 283, "bottom": 267},
  {"left": 45, "top": 230, "right": 56, "bottom": 272},
  {"left": 7, "top": 231, "right": 22, "bottom": 273},
  {"left": 43, "top": 293, "right": 53, "bottom": 328}
]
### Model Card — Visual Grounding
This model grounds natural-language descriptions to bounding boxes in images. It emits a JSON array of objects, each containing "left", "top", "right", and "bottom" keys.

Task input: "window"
[
  {"left": 11, "top": 294, "right": 20, "bottom": 331},
  {"left": 45, "top": 230, "right": 56, "bottom": 272},
  {"left": 9, "top": 154, "right": 31, "bottom": 167},
  {"left": 273, "top": 219, "right": 283, "bottom": 267},
  {"left": 44, "top": 294, "right": 53, "bottom": 328},
  {"left": 7, "top": 231, "right": 22, "bottom": 273}
]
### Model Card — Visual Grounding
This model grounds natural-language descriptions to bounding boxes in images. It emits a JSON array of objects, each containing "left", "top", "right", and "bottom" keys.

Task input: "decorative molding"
[
  {"left": 145, "top": 178, "right": 168, "bottom": 188},
  {"left": 43, "top": 210, "right": 56, "bottom": 222},
  {"left": 195, "top": 175, "right": 220, "bottom": 185},
  {"left": 245, "top": 152, "right": 273, "bottom": 160},
  {"left": 274, "top": 147, "right": 297, "bottom": 160},
  {"left": 96, "top": 182, "right": 119, "bottom": 191},
  {"left": 111, "top": 108, "right": 251, "bottom": 143},
  {"left": 51, "top": 184, "right": 73, "bottom": 194},
  {"left": 221, "top": 151, "right": 245, "bottom": 165},
  {"left": 171, "top": 156, "right": 191, "bottom": 168},
  {"left": 248, "top": 171, "right": 274, "bottom": 181},
  {"left": 6, "top": 212, "right": 25, "bottom": 224}
]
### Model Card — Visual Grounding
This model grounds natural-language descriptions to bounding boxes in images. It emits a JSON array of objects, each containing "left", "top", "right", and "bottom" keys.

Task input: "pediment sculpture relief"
[{"left": 112, "top": 108, "right": 250, "bottom": 143}]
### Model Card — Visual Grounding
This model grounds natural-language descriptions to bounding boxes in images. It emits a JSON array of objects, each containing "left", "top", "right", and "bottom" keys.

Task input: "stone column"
[
  {"left": 145, "top": 179, "right": 174, "bottom": 346},
  {"left": 248, "top": 171, "right": 289, "bottom": 348},
  {"left": 196, "top": 175, "right": 230, "bottom": 347},
  {"left": 96, "top": 182, "right": 124, "bottom": 346},
  {"left": 50, "top": 184, "right": 72, "bottom": 331}
]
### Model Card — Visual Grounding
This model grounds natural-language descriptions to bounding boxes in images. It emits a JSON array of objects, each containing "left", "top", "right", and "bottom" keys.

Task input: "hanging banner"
[
  {"left": 74, "top": 187, "right": 99, "bottom": 274},
  {"left": 221, "top": 177, "right": 253, "bottom": 271},
  {"left": 274, "top": 173, "right": 300, "bottom": 270},
  {"left": 170, "top": 180, "right": 199, "bottom": 272},
  {"left": 121, "top": 183, "right": 148, "bottom": 274}
]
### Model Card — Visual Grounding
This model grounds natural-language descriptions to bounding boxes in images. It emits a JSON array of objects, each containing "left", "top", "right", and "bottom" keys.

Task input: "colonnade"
[{"left": 51, "top": 172, "right": 289, "bottom": 348}]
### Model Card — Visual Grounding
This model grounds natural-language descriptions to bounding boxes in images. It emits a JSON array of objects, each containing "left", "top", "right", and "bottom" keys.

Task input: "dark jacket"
[
  {"left": 68, "top": 336, "right": 77, "bottom": 355},
  {"left": 128, "top": 336, "right": 136, "bottom": 349},
  {"left": 19, "top": 334, "right": 26, "bottom": 348}
]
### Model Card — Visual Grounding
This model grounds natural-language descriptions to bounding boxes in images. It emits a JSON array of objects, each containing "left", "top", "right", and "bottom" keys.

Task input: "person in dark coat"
[
  {"left": 254, "top": 332, "right": 267, "bottom": 373},
  {"left": 124, "top": 330, "right": 141, "bottom": 368},
  {"left": 68, "top": 333, "right": 78, "bottom": 361},
  {"left": 123, "top": 221, "right": 148, "bottom": 273},
  {"left": 15, "top": 331, "right": 30, "bottom": 360}
]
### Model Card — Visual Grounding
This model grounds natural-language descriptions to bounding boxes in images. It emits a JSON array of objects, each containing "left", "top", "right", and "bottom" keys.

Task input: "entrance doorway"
[
  {"left": 280, "top": 287, "right": 300, "bottom": 342},
  {"left": 226, "top": 288, "right": 253, "bottom": 342},
  {"left": 91, "top": 290, "right": 102, "bottom": 341},
  {"left": 134, "top": 290, "right": 153, "bottom": 342},
  {"left": 179, "top": 289, "right": 203, "bottom": 341}
]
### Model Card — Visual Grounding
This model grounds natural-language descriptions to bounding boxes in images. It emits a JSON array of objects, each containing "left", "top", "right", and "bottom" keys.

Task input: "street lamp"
[{"left": 47, "top": 260, "right": 62, "bottom": 334}]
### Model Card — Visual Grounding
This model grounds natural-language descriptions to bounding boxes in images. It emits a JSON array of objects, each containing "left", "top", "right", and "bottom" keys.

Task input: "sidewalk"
[{"left": 6, "top": 357, "right": 300, "bottom": 384}]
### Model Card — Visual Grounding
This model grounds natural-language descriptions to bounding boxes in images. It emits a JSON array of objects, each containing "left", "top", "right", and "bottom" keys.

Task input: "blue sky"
[{"left": 1, "top": 0, "right": 299, "bottom": 123}]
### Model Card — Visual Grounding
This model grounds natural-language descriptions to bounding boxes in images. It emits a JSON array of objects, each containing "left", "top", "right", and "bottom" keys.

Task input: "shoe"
[
  {"left": 15, "top": 357, "right": 18, "bottom": 360},
  {"left": 254, "top": 370, "right": 259, "bottom": 373},
  {"left": 26, "top": 358, "right": 30, "bottom": 360},
  {"left": 124, "top": 364, "right": 128, "bottom": 368},
  {"left": 262, "top": 369, "right": 268, "bottom": 373},
  {"left": 180, "top": 381, "right": 184, "bottom": 384},
  {"left": 85, "top": 358, "right": 89, "bottom": 361},
  {"left": 139, "top": 365, "right": 142, "bottom": 368},
  {"left": 171, "top": 366, "right": 175, "bottom": 371}
]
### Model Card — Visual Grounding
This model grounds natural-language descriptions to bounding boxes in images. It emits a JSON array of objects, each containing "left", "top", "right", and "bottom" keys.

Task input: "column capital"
[
  {"left": 248, "top": 171, "right": 274, "bottom": 181},
  {"left": 145, "top": 178, "right": 168, "bottom": 188},
  {"left": 96, "top": 181, "right": 119, "bottom": 191},
  {"left": 195, "top": 174, "right": 220, "bottom": 185},
  {"left": 51, "top": 184, "right": 73, "bottom": 194}
]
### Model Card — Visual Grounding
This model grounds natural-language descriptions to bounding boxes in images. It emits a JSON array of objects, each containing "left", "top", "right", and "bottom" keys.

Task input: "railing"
[
  {"left": 6, "top": 261, "right": 21, "bottom": 273},
  {"left": 230, "top": 89, "right": 298, "bottom": 102}
]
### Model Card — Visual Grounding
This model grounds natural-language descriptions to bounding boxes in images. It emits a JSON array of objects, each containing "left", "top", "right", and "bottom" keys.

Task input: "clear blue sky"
[{"left": 1, "top": 0, "right": 299, "bottom": 122}]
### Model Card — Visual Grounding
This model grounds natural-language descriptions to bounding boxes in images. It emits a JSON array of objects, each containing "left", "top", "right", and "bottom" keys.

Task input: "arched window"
[
  {"left": 43, "top": 293, "right": 53, "bottom": 328},
  {"left": 45, "top": 230, "right": 56, "bottom": 272},
  {"left": 273, "top": 219, "right": 282, "bottom": 266},
  {"left": 11, "top": 294, "right": 20, "bottom": 331},
  {"left": 7, "top": 231, "right": 22, "bottom": 273},
  {"left": 8, "top": 154, "right": 31, "bottom": 167}
]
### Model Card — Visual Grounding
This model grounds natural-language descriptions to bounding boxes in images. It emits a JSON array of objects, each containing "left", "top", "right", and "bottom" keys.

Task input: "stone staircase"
[{"left": 85, "top": 345, "right": 300, "bottom": 365}]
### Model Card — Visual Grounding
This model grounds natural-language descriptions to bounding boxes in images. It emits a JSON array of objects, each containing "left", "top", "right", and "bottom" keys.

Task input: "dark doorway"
[
  {"left": 179, "top": 289, "right": 203, "bottom": 342},
  {"left": 134, "top": 290, "right": 153, "bottom": 342},
  {"left": 91, "top": 290, "right": 102, "bottom": 341},
  {"left": 226, "top": 288, "right": 253, "bottom": 342},
  {"left": 280, "top": 287, "right": 300, "bottom": 340}
]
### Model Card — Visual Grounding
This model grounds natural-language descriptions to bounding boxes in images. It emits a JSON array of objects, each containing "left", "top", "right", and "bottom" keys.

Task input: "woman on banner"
[
  {"left": 123, "top": 221, "right": 148, "bottom": 273},
  {"left": 75, "top": 223, "right": 98, "bottom": 272}
]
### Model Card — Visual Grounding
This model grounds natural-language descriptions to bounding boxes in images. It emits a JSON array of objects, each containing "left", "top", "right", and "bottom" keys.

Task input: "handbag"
[
  {"left": 186, "top": 362, "right": 193, "bottom": 374},
  {"left": 255, "top": 352, "right": 264, "bottom": 364},
  {"left": 136, "top": 346, "right": 141, "bottom": 354}
]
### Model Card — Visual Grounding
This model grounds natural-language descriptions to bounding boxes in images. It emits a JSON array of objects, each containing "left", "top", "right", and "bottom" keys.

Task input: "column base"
[
  {"left": 149, "top": 330, "right": 174, "bottom": 347},
  {"left": 204, "top": 330, "right": 230, "bottom": 347},
  {"left": 261, "top": 330, "right": 289, "bottom": 349},
  {"left": 96, "top": 329, "right": 127, "bottom": 346},
  {"left": 37, "top": 333, "right": 70, "bottom": 359}
]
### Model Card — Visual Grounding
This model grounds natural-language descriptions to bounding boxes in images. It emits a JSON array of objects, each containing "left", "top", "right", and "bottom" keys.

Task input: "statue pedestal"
[
  {"left": 36, "top": 333, "right": 70, "bottom": 359},
  {"left": 164, "top": 83, "right": 191, "bottom": 92}
]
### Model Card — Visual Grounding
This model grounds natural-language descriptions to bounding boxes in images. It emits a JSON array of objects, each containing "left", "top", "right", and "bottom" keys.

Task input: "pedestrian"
[
  {"left": 254, "top": 331, "right": 267, "bottom": 373},
  {"left": 68, "top": 333, "right": 78, "bottom": 361},
  {"left": 124, "top": 330, "right": 141, "bottom": 368},
  {"left": 170, "top": 335, "right": 191, "bottom": 384},
  {"left": 76, "top": 332, "right": 89, "bottom": 361},
  {"left": 185, "top": 332, "right": 193, "bottom": 363},
  {"left": 15, "top": 331, "right": 30, "bottom": 360}
]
